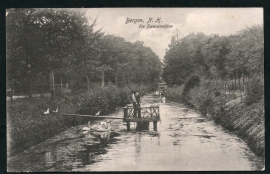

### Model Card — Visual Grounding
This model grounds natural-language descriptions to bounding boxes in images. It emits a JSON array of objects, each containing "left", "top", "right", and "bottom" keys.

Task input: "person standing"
[{"left": 132, "top": 91, "right": 141, "bottom": 118}]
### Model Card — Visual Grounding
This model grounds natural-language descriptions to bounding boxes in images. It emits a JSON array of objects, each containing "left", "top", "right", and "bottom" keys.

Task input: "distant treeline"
[
  {"left": 163, "top": 26, "right": 263, "bottom": 95},
  {"left": 6, "top": 9, "right": 162, "bottom": 96}
]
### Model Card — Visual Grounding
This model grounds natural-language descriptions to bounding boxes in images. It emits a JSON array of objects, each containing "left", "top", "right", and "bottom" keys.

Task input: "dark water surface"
[{"left": 7, "top": 93, "right": 264, "bottom": 171}]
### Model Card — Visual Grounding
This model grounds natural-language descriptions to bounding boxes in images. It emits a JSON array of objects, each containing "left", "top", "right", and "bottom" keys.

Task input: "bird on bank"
[
  {"left": 95, "top": 110, "right": 101, "bottom": 116},
  {"left": 52, "top": 106, "right": 58, "bottom": 113},
  {"left": 43, "top": 108, "right": 50, "bottom": 115}
]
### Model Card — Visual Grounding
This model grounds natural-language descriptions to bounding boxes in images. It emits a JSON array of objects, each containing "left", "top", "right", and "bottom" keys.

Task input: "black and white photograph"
[{"left": 6, "top": 8, "right": 264, "bottom": 171}]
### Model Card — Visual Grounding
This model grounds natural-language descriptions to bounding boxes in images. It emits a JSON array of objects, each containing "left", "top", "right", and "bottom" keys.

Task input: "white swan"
[
  {"left": 94, "top": 120, "right": 113, "bottom": 132},
  {"left": 82, "top": 121, "right": 91, "bottom": 131},
  {"left": 82, "top": 121, "right": 100, "bottom": 131},
  {"left": 82, "top": 120, "right": 113, "bottom": 132}
]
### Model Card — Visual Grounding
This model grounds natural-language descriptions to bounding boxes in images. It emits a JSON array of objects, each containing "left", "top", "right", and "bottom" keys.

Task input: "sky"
[{"left": 85, "top": 8, "right": 263, "bottom": 59}]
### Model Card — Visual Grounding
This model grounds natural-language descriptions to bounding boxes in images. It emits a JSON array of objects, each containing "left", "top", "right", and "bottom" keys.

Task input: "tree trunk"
[
  {"left": 242, "top": 76, "right": 245, "bottom": 92},
  {"left": 229, "top": 83, "right": 231, "bottom": 97},
  {"left": 115, "top": 75, "right": 118, "bottom": 86},
  {"left": 101, "top": 70, "right": 105, "bottom": 87},
  {"left": 28, "top": 78, "right": 32, "bottom": 98},
  {"left": 40, "top": 85, "right": 43, "bottom": 97},
  {"left": 50, "top": 70, "right": 55, "bottom": 96},
  {"left": 28, "top": 68, "right": 32, "bottom": 98},
  {"left": 241, "top": 68, "right": 244, "bottom": 91},
  {"left": 227, "top": 81, "right": 231, "bottom": 98},
  {"left": 237, "top": 72, "right": 242, "bottom": 99},
  {"left": 60, "top": 77, "right": 62, "bottom": 91},
  {"left": 231, "top": 80, "right": 234, "bottom": 98},
  {"left": 234, "top": 73, "right": 237, "bottom": 98},
  {"left": 85, "top": 75, "right": 90, "bottom": 90},
  {"left": 224, "top": 80, "right": 227, "bottom": 94}
]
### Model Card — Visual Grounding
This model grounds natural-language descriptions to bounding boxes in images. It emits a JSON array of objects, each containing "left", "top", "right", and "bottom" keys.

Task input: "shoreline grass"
[{"left": 165, "top": 85, "right": 264, "bottom": 157}]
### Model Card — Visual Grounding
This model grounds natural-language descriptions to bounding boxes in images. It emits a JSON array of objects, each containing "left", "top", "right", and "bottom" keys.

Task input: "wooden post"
[
  {"left": 138, "top": 107, "right": 141, "bottom": 118},
  {"left": 101, "top": 70, "right": 105, "bottom": 87},
  {"left": 153, "top": 121, "right": 157, "bottom": 131},
  {"left": 127, "top": 122, "right": 130, "bottom": 131}
]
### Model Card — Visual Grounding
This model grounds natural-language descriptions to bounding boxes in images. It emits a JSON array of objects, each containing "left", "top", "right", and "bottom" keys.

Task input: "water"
[{"left": 7, "top": 93, "right": 264, "bottom": 171}]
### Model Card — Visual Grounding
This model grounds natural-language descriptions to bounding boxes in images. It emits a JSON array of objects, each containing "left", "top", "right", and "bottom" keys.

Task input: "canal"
[{"left": 7, "top": 93, "right": 264, "bottom": 171}]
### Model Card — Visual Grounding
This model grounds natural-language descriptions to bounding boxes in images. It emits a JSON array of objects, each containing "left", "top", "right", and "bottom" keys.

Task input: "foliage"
[
  {"left": 162, "top": 85, "right": 184, "bottom": 103},
  {"left": 7, "top": 95, "right": 81, "bottom": 157},
  {"left": 6, "top": 9, "right": 162, "bottom": 94},
  {"left": 163, "top": 25, "right": 263, "bottom": 87},
  {"left": 182, "top": 75, "right": 200, "bottom": 99},
  {"left": 76, "top": 84, "right": 152, "bottom": 115},
  {"left": 163, "top": 22, "right": 264, "bottom": 158},
  {"left": 166, "top": 77, "right": 264, "bottom": 156},
  {"left": 7, "top": 83, "right": 152, "bottom": 157},
  {"left": 245, "top": 77, "right": 264, "bottom": 105},
  {"left": 163, "top": 33, "right": 209, "bottom": 85},
  {"left": 216, "top": 99, "right": 264, "bottom": 156}
]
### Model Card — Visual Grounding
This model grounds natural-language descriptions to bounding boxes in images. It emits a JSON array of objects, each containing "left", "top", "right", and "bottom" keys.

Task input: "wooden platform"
[{"left": 123, "top": 105, "right": 160, "bottom": 131}]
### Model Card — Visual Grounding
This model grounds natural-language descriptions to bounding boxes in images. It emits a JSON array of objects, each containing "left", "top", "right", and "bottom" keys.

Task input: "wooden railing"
[{"left": 123, "top": 105, "right": 160, "bottom": 122}]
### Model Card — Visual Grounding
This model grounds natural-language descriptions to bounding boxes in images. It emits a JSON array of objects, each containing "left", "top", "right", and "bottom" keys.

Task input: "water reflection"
[
  {"left": 8, "top": 93, "right": 264, "bottom": 172},
  {"left": 45, "top": 151, "right": 53, "bottom": 167},
  {"left": 160, "top": 96, "right": 166, "bottom": 103}
]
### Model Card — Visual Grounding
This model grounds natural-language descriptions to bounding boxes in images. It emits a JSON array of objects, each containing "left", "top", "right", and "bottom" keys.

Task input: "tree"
[{"left": 7, "top": 9, "right": 104, "bottom": 95}]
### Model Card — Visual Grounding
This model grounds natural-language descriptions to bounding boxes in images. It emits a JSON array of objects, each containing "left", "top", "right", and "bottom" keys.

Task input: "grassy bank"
[
  {"left": 166, "top": 82, "right": 264, "bottom": 157},
  {"left": 7, "top": 84, "right": 152, "bottom": 157}
]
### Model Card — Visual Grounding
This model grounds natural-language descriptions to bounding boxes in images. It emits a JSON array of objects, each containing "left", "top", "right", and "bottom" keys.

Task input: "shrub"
[
  {"left": 182, "top": 75, "right": 200, "bottom": 99},
  {"left": 245, "top": 77, "right": 264, "bottom": 105},
  {"left": 188, "top": 79, "right": 227, "bottom": 117},
  {"left": 165, "top": 85, "right": 184, "bottom": 103},
  {"left": 76, "top": 84, "right": 152, "bottom": 115},
  {"left": 7, "top": 95, "right": 81, "bottom": 157},
  {"left": 7, "top": 83, "right": 153, "bottom": 157}
]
